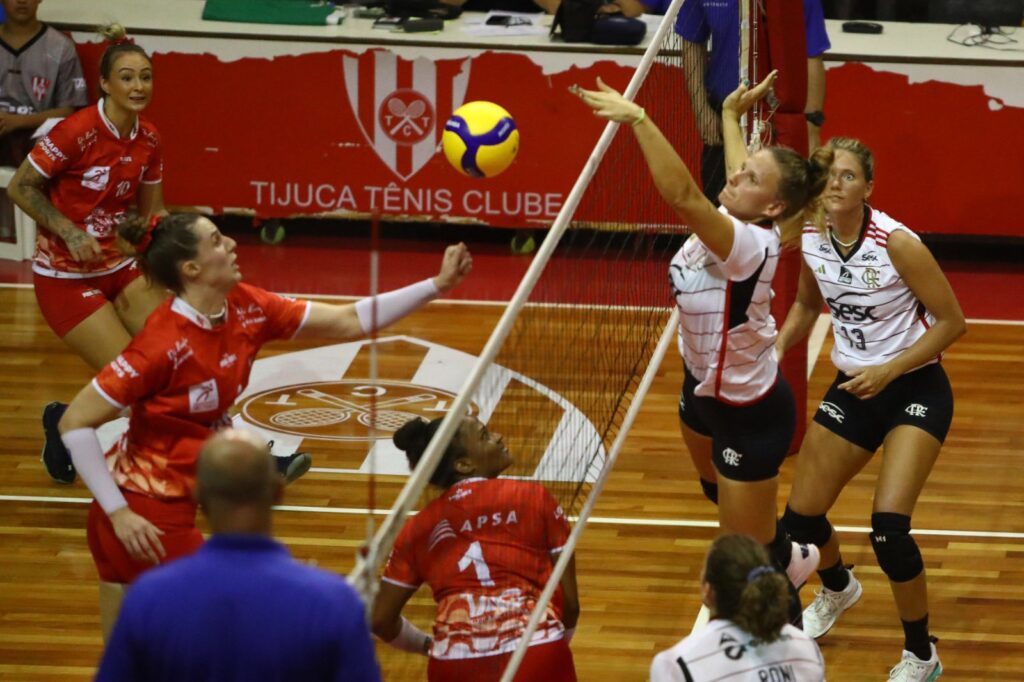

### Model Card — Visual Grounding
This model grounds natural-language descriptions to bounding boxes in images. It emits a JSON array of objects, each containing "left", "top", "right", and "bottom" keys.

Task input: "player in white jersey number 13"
[
  {"left": 776, "top": 137, "right": 965, "bottom": 680},
  {"left": 576, "top": 73, "right": 829, "bottom": 612}
]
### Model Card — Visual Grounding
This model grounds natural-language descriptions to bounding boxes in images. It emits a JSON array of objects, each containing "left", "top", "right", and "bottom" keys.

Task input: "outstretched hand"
[
  {"left": 433, "top": 242, "right": 473, "bottom": 293},
  {"left": 722, "top": 69, "right": 779, "bottom": 118},
  {"left": 572, "top": 78, "right": 644, "bottom": 125}
]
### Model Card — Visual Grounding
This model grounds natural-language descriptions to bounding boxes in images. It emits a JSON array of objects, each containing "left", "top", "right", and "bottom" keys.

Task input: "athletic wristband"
[
  {"left": 386, "top": 617, "right": 431, "bottom": 655},
  {"left": 564, "top": 626, "right": 576, "bottom": 644},
  {"left": 62, "top": 427, "right": 128, "bottom": 515},
  {"left": 355, "top": 278, "right": 440, "bottom": 334},
  {"left": 631, "top": 107, "right": 646, "bottom": 127}
]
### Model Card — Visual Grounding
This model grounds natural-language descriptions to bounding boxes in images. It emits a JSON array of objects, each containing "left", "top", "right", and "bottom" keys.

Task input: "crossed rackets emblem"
[
  {"left": 269, "top": 387, "right": 436, "bottom": 432},
  {"left": 379, "top": 90, "right": 434, "bottom": 145}
]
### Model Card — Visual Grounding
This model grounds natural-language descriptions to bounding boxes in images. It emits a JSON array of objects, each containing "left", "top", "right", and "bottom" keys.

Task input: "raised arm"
[
  {"left": 8, "top": 159, "right": 102, "bottom": 264},
  {"left": 575, "top": 76, "right": 774, "bottom": 261},
  {"left": 838, "top": 231, "right": 967, "bottom": 399},
  {"left": 720, "top": 70, "right": 778, "bottom": 178},
  {"left": 299, "top": 243, "right": 472, "bottom": 340}
]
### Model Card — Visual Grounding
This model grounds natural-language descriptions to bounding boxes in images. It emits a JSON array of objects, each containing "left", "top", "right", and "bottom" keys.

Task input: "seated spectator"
[
  {"left": 650, "top": 534, "right": 826, "bottom": 681},
  {"left": 95, "top": 429, "right": 381, "bottom": 682},
  {"left": 0, "top": 0, "right": 88, "bottom": 167}
]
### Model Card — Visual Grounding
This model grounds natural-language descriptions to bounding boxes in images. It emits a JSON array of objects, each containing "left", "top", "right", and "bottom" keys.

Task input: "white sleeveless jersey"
[
  {"left": 650, "top": 620, "right": 826, "bottom": 681},
  {"left": 801, "top": 207, "right": 938, "bottom": 375},
  {"left": 669, "top": 207, "right": 780, "bottom": 404}
]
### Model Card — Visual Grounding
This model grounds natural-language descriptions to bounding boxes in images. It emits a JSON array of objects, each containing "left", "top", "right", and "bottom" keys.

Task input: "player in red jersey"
[
  {"left": 8, "top": 25, "right": 169, "bottom": 484},
  {"left": 372, "top": 416, "right": 580, "bottom": 682},
  {"left": 56, "top": 212, "right": 473, "bottom": 638}
]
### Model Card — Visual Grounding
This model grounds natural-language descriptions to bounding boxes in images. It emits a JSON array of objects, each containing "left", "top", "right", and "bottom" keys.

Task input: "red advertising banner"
[{"left": 71, "top": 38, "right": 1023, "bottom": 236}]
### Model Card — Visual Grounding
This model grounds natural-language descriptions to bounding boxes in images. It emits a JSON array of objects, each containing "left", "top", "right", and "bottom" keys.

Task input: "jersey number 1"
[{"left": 458, "top": 541, "right": 496, "bottom": 587}]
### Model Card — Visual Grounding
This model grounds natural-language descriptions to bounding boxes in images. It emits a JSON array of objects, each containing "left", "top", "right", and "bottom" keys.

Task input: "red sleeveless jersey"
[{"left": 384, "top": 477, "right": 571, "bottom": 660}]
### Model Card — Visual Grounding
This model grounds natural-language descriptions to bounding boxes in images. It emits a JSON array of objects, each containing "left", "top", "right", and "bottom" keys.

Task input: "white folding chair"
[{"left": 0, "top": 166, "right": 37, "bottom": 261}]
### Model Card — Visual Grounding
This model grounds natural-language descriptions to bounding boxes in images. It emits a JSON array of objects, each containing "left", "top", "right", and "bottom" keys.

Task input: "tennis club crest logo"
[
  {"left": 241, "top": 380, "right": 477, "bottom": 442},
  {"left": 343, "top": 51, "right": 471, "bottom": 181}
]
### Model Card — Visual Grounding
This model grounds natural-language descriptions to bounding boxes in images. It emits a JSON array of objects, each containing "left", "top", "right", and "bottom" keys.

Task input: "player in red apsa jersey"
[
  {"left": 8, "top": 25, "right": 170, "bottom": 484},
  {"left": 57, "top": 212, "right": 472, "bottom": 639},
  {"left": 373, "top": 416, "right": 579, "bottom": 682}
]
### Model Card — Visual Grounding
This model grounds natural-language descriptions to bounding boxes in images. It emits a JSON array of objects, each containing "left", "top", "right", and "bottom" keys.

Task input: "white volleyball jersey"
[
  {"left": 650, "top": 620, "right": 825, "bottom": 682},
  {"left": 669, "top": 207, "right": 780, "bottom": 404},
  {"left": 802, "top": 207, "right": 938, "bottom": 375}
]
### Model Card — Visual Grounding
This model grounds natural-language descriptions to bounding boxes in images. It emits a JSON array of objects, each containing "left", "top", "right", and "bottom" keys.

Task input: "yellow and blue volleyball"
[{"left": 442, "top": 101, "right": 519, "bottom": 178}]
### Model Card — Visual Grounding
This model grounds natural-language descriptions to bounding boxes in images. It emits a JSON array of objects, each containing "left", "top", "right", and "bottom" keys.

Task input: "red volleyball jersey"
[
  {"left": 384, "top": 477, "right": 572, "bottom": 660},
  {"left": 28, "top": 99, "right": 163, "bottom": 276},
  {"left": 92, "top": 283, "right": 310, "bottom": 500}
]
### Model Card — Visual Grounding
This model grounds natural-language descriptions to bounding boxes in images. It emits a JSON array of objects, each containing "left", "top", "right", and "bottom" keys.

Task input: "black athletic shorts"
[
  {"left": 812, "top": 362, "right": 954, "bottom": 452},
  {"left": 678, "top": 368, "right": 796, "bottom": 482}
]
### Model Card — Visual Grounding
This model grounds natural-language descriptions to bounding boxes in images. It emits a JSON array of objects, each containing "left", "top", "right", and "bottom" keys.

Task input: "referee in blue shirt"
[
  {"left": 674, "top": 0, "right": 831, "bottom": 203},
  {"left": 96, "top": 429, "right": 381, "bottom": 682}
]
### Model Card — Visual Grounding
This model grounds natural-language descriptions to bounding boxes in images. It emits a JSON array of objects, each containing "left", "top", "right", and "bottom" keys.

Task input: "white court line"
[
  {"left": 1, "top": 281, "right": 1022, "bottom": 323},
  {"left": 4, "top": 494, "right": 1024, "bottom": 539}
]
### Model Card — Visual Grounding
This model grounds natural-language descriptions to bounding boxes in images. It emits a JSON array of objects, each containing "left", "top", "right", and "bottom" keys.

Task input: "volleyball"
[{"left": 442, "top": 101, "right": 519, "bottom": 178}]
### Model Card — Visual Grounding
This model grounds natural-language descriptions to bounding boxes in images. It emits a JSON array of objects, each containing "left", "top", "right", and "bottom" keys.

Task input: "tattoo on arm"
[{"left": 14, "top": 166, "right": 78, "bottom": 239}]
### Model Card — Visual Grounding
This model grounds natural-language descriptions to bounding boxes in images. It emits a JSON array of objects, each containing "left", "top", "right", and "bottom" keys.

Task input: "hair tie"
[
  {"left": 746, "top": 565, "right": 775, "bottom": 583},
  {"left": 135, "top": 215, "right": 161, "bottom": 255}
]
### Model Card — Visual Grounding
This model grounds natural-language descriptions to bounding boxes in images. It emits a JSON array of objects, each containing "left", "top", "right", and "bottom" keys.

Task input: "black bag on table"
[{"left": 551, "top": 0, "right": 647, "bottom": 45}]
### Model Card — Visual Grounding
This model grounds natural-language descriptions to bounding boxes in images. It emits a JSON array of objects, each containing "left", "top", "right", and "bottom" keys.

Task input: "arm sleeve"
[
  {"left": 93, "top": 338, "right": 171, "bottom": 410},
  {"left": 675, "top": 0, "right": 709, "bottom": 43},
  {"left": 27, "top": 115, "right": 80, "bottom": 179},
  {"left": 244, "top": 284, "right": 312, "bottom": 345},
  {"left": 335, "top": 585, "right": 383, "bottom": 682},
  {"left": 382, "top": 524, "right": 422, "bottom": 589},
  {"left": 707, "top": 210, "right": 770, "bottom": 282},
  {"left": 55, "top": 41, "right": 89, "bottom": 109},
  {"left": 803, "top": 0, "right": 831, "bottom": 57},
  {"left": 140, "top": 128, "right": 164, "bottom": 184}
]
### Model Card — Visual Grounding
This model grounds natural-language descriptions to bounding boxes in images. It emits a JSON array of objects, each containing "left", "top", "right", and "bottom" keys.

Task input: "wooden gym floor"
[{"left": 0, "top": 278, "right": 1021, "bottom": 680}]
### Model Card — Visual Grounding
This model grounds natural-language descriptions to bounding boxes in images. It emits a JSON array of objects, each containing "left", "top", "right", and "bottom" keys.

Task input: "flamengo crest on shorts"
[{"left": 343, "top": 51, "right": 470, "bottom": 181}]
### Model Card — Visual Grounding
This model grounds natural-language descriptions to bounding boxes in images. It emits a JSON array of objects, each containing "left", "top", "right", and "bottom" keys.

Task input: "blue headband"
[{"left": 746, "top": 565, "right": 776, "bottom": 583}]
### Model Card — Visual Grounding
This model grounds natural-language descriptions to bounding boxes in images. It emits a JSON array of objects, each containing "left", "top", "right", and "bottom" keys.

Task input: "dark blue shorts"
[
  {"left": 812, "top": 363, "right": 954, "bottom": 452},
  {"left": 678, "top": 369, "right": 796, "bottom": 482}
]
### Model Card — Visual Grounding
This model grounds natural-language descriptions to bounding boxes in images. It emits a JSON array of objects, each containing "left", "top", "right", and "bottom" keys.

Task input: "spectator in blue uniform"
[
  {"left": 96, "top": 429, "right": 381, "bottom": 682},
  {"left": 677, "top": 0, "right": 831, "bottom": 202}
]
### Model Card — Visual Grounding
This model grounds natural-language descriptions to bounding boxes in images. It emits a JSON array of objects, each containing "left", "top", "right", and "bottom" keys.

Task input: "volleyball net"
[{"left": 347, "top": 0, "right": 794, "bottom": 677}]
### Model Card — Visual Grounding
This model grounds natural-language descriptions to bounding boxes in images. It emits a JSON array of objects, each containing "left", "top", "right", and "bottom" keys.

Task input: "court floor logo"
[
  {"left": 241, "top": 379, "right": 477, "bottom": 442},
  {"left": 229, "top": 335, "right": 605, "bottom": 482}
]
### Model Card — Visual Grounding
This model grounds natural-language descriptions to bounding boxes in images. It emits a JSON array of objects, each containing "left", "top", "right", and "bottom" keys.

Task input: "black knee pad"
[
  {"left": 781, "top": 505, "right": 832, "bottom": 548},
  {"left": 870, "top": 512, "right": 923, "bottom": 583}
]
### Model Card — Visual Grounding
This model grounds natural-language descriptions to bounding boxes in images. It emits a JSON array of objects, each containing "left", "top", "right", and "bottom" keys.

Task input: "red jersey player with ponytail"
[
  {"left": 373, "top": 415, "right": 580, "bottom": 682},
  {"left": 57, "top": 212, "right": 472, "bottom": 639}
]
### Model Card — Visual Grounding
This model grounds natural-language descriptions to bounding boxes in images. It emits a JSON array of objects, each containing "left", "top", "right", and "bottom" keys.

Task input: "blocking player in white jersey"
[
  {"left": 576, "top": 73, "right": 828, "bottom": 603},
  {"left": 56, "top": 212, "right": 472, "bottom": 638},
  {"left": 776, "top": 138, "right": 965, "bottom": 681},
  {"left": 651, "top": 534, "right": 825, "bottom": 681},
  {"left": 373, "top": 416, "right": 579, "bottom": 681}
]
